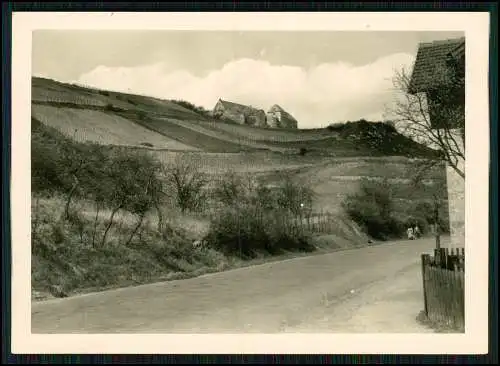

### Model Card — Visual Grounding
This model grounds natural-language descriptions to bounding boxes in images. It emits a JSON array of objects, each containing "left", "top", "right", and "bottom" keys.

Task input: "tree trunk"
[
  {"left": 155, "top": 201, "right": 163, "bottom": 232},
  {"left": 64, "top": 176, "right": 79, "bottom": 220},
  {"left": 100, "top": 204, "right": 123, "bottom": 247},
  {"left": 91, "top": 201, "right": 101, "bottom": 248},
  {"left": 125, "top": 212, "right": 146, "bottom": 246}
]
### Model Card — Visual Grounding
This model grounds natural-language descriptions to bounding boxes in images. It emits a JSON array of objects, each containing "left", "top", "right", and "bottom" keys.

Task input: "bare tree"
[
  {"left": 214, "top": 169, "right": 246, "bottom": 206},
  {"left": 165, "top": 155, "right": 208, "bottom": 213},
  {"left": 386, "top": 60, "right": 465, "bottom": 180}
]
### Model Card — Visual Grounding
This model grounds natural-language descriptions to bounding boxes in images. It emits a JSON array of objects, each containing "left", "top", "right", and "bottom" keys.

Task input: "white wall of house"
[{"left": 445, "top": 128, "right": 465, "bottom": 249}]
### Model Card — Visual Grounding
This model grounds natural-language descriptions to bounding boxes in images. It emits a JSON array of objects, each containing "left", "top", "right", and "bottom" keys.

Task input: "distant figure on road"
[
  {"left": 407, "top": 227, "right": 415, "bottom": 240},
  {"left": 413, "top": 225, "right": 421, "bottom": 239}
]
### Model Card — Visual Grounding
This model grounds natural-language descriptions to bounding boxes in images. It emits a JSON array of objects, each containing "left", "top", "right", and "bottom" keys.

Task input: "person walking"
[
  {"left": 414, "top": 224, "right": 421, "bottom": 239},
  {"left": 407, "top": 226, "right": 415, "bottom": 240}
]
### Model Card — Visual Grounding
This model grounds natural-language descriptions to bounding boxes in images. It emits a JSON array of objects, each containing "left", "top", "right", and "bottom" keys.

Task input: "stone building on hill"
[
  {"left": 266, "top": 104, "right": 299, "bottom": 129},
  {"left": 213, "top": 99, "right": 267, "bottom": 127},
  {"left": 213, "top": 98, "right": 299, "bottom": 129}
]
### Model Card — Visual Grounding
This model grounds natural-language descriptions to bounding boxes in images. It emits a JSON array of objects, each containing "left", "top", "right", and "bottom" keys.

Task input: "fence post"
[{"left": 421, "top": 254, "right": 429, "bottom": 316}]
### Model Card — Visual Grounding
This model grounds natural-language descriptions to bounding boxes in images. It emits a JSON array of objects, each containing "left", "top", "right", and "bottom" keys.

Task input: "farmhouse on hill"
[
  {"left": 408, "top": 36, "right": 465, "bottom": 249},
  {"left": 213, "top": 99, "right": 268, "bottom": 127},
  {"left": 213, "top": 98, "right": 299, "bottom": 129},
  {"left": 266, "top": 104, "right": 299, "bottom": 129}
]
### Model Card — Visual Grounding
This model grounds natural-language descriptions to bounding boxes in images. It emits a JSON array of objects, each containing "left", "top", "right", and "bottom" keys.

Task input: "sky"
[{"left": 32, "top": 30, "right": 464, "bottom": 128}]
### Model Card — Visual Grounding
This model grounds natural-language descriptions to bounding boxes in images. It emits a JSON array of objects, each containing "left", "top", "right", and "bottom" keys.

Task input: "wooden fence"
[{"left": 421, "top": 248, "right": 465, "bottom": 330}]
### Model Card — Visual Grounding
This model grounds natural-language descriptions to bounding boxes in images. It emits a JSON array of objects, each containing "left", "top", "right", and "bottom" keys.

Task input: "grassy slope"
[
  {"left": 32, "top": 76, "right": 438, "bottom": 158},
  {"left": 31, "top": 77, "right": 448, "bottom": 299},
  {"left": 32, "top": 104, "right": 198, "bottom": 151},
  {"left": 187, "top": 119, "right": 334, "bottom": 141},
  {"left": 114, "top": 111, "right": 254, "bottom": 153},
  {"left": 255, "top": 157, "right": 447, "bottom": 216},
  {"left": 32, "top": 77, "right": 206, "bottom": 121}
]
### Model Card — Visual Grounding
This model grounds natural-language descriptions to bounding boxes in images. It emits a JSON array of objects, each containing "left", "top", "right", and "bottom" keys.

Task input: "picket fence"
[{"left": 421, "top": 247, "right": 465, "bottom": 331}]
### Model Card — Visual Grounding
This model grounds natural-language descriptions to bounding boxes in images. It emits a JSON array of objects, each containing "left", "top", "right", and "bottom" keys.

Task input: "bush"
[
  {"left": 343, "top": 178, "right": 404, "bottom": 240},
  {"left": 164, "top": 155, "right": 208, "bottom": 213},
  {"left": 31, "top": 199, "right": 198, "bottom": 295},
  {"left": 410, "top": 201, "right": 449, "bottom": 235},
  {"left": 213, "top": 170, "right": 249, "bottom": 206},
  {"left": 275, "top": 173, "right": 315, "bottom": 216},
  {"left": 136, "top": 110, "right": 148, "bottom": 120},
  {"left": 31, "top": 120, "right": 165, "bottom": 243},
  {"left": 326, "top": 122, "right": 345, "bottom": 132},
  {"left": 171, "top": 99, "right": 210, "bottom": 117},
  {"left": 204, "top": 204, "right": 314, "bottom": 259}
]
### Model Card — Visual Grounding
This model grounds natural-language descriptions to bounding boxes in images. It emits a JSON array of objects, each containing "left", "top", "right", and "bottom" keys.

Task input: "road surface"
[{"left": 31, "top": 238, "right": 437, "bottom": 333}]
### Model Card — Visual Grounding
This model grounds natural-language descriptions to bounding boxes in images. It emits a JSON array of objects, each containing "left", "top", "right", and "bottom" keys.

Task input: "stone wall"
[{"left": 246, "top": 110, "right": 268, "bottom": 127}]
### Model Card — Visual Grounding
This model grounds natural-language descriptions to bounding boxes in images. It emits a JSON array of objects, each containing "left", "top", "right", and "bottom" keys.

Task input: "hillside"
[
  {"left": 31, "top": 76, "right": 447, "bottom": 221},
  {"left": 31, "top": 77, "right": 438, "bottom": 158},
  {"left": 30, "top": 77, "right": 449, "bottom": 299}
]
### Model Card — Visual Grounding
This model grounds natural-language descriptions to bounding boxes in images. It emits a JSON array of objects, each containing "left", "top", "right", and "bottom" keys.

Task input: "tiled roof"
[
  {"left": 218, "top": 99, "right": 264, "bottom": 115},
  {"left": 408, "top": 37, "right": 465, "bottom": 94},
  {"left": 268, "top": 104, "right": 298, "bottom": 123}
]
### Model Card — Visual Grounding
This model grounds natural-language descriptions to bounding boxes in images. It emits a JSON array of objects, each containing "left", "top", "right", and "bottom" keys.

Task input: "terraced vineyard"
[
  {"left": 32, "top": 104, "right": 197, "bottom": 151},
  {"left": 189, "top": 119, "right": 334, "bottom": 142}
]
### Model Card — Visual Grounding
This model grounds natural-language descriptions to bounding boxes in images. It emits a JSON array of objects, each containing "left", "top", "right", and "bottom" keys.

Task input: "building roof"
[
  {"left": 217, "top": 99, "right": 265, "bottom": 115},
  {"left": 408, "top": 37, "right": 465, "bottom": 94},
  {"left": 268, "top": 104, "right": 298, "bottom": 123}
]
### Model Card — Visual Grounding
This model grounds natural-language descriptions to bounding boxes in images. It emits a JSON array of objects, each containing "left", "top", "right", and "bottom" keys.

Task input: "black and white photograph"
[{"left": 10, "top": 11, "right": 489, "bottom": 354}]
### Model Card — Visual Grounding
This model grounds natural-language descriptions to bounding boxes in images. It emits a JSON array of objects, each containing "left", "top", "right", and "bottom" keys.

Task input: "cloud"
[{"left": 76, "top": 53, "right": 415, "bottom": 128}]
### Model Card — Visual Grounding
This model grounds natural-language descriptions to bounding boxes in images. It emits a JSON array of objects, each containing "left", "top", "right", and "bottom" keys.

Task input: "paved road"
[{"left": 31, "top": 238, "right": 436, "bottom": 333}]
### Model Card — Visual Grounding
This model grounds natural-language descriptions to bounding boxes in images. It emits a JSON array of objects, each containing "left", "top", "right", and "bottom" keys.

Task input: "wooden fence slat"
[
  {"left": 421, "top": 251, "right": 465, "bottom": 331},
  {"left": 421, "top": 254, "right": 429, "bottom": 315}
]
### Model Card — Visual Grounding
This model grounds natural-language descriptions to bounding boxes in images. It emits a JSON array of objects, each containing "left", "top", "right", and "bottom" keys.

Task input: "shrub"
[
  {"left": 326, "top": 122, "right": 345, "bottom": 132},
  {"left": 250, "top": 184, "right": 277, "bottom": 212},
  {"left": 31, "top": 198, "right": 198, "bottom": 295},
  {"left": 410, "top": 201, "right": 449, "bottom": 235},
  {"left": 140, "top": 142, "right": 154, "bottom": 148},
  {"left": 32, "top": 120, "right": 165, "bottom": 246},
  {"left": 171, "top": 99, "right": 210, "bottom": 117},
  {"left": 98, "top": 90, "right": 110, "bottom": 96},
  {"left": 136, "top": 110, "right": 148, "bottom": 120},
  {"left": 342, "top": 178, "right": 404, "bottom": 240},
  {"left": 383, "top": 120, "right": 397, "bottom": 132},
  {"left": 204, "top": 204, "right": 314, "bottom": 259},
  {"left": 164, "top": 155, "right": 208, "bottom": 213},
  {"left": 275, "top": 174, "right": 315, "bottom": 216},
  {"left": 213, "top": 170, "right": 247, "bottom": 206}
]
